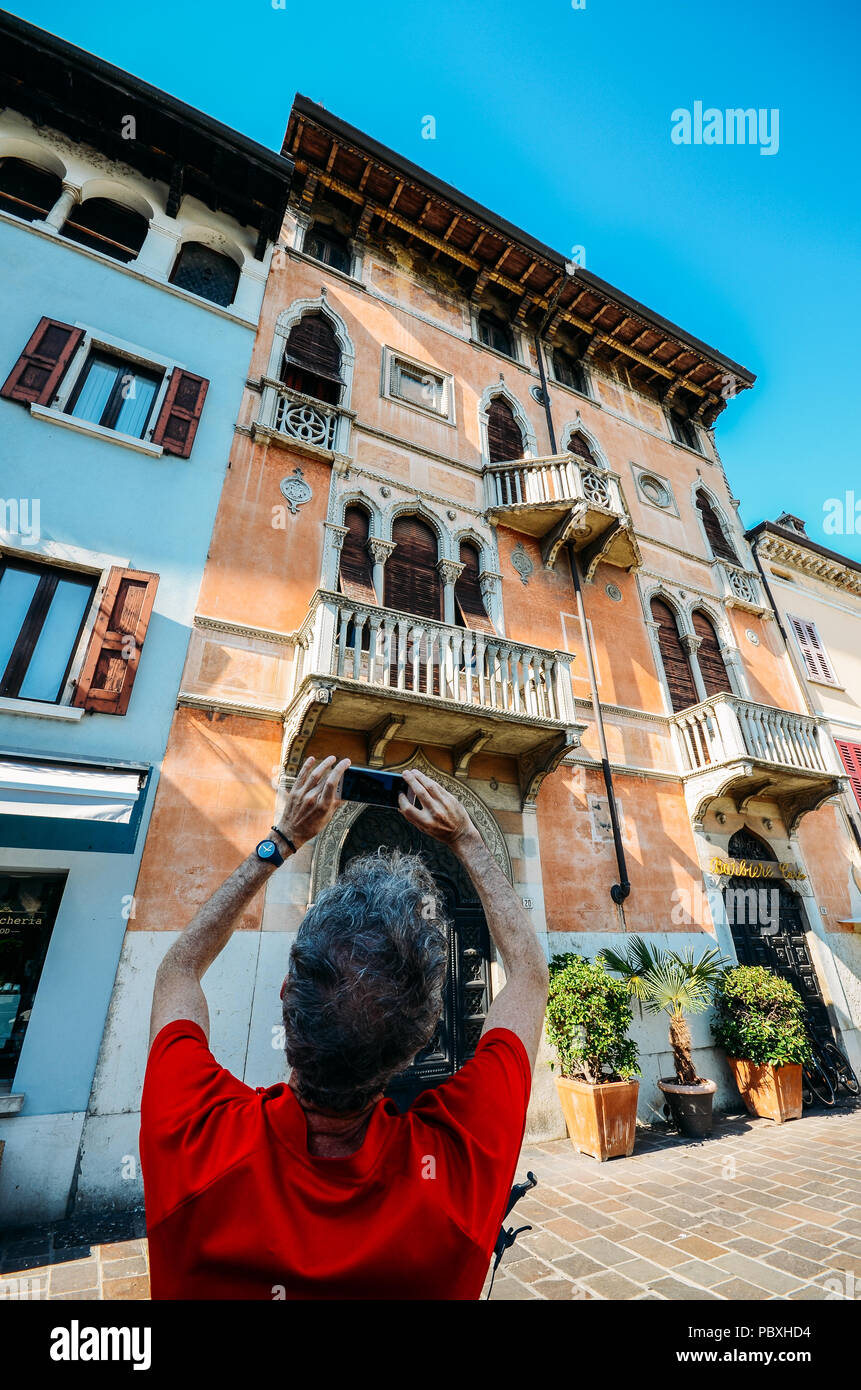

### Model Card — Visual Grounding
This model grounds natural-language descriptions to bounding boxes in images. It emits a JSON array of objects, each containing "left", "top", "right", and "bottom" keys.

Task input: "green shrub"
[
  {"left": 545, "top": 952, "right": 640, "bottom": 1084},
  {"left": 711, "top": 965, "right": 811, "bottom": 1067}
]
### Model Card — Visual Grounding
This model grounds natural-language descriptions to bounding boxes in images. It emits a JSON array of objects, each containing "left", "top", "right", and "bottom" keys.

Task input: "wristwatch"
[{"left": 256, "top": 837, "right": 284, "bottom": 867}]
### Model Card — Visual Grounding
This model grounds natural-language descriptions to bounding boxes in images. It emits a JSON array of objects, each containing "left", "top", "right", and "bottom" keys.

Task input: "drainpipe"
[{"left": 532, "top": 332, "right": 631, "bottom": 906}]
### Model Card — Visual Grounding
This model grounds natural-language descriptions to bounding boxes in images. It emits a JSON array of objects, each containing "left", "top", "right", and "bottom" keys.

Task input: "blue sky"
[{"left": 10, "top": 0, "right": 860, "bottom": 555}]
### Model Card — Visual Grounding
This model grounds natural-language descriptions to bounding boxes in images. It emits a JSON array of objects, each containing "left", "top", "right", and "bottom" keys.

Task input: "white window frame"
[
  {"left": 380, "top": 347, "right": 455, "bottom": 425},
  {"left": 49, "top": 323, "right": 184, "bottom": 448},
  {"left": 787, "top": 614, "right": 840, "bottom": 687}
]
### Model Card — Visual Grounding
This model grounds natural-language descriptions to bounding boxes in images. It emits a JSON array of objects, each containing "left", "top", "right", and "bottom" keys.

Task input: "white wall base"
[{"left": 0, "top": 1111, "right": 84, "bottom": 1228}]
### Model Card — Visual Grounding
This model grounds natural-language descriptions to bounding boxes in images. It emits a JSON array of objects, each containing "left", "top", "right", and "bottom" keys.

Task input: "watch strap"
[{"left": 271, "top": 825, "right": 297, "bottom": 855}]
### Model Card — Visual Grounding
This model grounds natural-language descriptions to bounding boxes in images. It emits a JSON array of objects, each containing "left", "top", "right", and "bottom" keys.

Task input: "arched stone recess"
[
  {"left": 478, "top": 381, "right": 537, "bottom": 466},
  {"left": 266, "top": 292, "right": 356, "bottom": 409},
  {"left": 172, "top": 221, "right": 245, "bottom": 270},
  {"left": 453, "top": 524, "right": 504, "bottom": 632},
  {"left": 383, "top": 496, "right": 453, "bottom": 559},
  {"left": 687, "top": 597, "right": 747, "bottom": 699},
  {"left": 0, "top": 136, "right": 65, "bottom": 180},
  {"left": 321, "top": 487, "right": 385, "bottom": 590},
  {"left": 558, "top": 416, "right": 609, "bottom": 469},
  {"left": 78, "top": 177, "right": 154, "bottom": 223},
  {"left": 691, "top": 479, "right": 746, "bottom": 564},
  {"left": 309, "top": 748, "right": 513, "bottom": 899}
]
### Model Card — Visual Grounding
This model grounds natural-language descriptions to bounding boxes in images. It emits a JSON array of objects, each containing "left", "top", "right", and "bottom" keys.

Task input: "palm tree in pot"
[{"left": 599, "top": 937, "right": 726, "bottom": 1137}]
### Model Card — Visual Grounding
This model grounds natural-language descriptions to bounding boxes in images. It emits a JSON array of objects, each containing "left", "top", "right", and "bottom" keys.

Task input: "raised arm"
[
  {"left": 399, "top": 769, "right": 549, "bottom": 1070},
  {"left": 148, "top": 755, "right": 349, "bottom": 1048}
]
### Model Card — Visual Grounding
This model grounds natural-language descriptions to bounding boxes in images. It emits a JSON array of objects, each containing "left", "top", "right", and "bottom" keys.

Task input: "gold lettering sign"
[{"left": 708, "top": 856, "right": 806, "bottom": 882}]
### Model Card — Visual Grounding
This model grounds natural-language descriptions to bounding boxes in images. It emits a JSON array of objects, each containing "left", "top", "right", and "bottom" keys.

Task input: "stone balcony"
[
  {"left": 672, "top": 693, "right": 846, "bottom": 831},
  {"left": 281, "top": 590, "right": 584, "bottom": 807},
  {"left": 483, "top": 452, "right": 641, "bottom": 575},
  {"left": 252, "top": 380, "right": 354, "bottom": 457}
]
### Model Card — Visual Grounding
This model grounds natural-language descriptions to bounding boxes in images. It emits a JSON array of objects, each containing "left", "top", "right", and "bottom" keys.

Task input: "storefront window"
[{"left": 0, "top": 872, "right": 66, "bottom": 1089}]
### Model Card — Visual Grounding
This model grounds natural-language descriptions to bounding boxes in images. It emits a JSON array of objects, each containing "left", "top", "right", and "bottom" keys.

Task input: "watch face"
[{"left": 258, "top": 840, "right": 276, "bottom": 858}]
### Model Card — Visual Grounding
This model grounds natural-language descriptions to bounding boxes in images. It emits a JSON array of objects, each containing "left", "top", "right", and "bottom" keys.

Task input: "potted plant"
[
  {"left": 545, "top": 952, "right": 640, "bottom": 1161},
  {"left": 711, "top": 965, "right": 810, "bottom": 1122},
  {"left": 599, "top": 936, "right": 726, "bottom": 1139}
]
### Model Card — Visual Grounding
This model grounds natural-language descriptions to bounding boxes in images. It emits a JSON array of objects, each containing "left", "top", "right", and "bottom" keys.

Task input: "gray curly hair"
[{"left": 282, "top": 849, "right": 449, "bottom": 1113}]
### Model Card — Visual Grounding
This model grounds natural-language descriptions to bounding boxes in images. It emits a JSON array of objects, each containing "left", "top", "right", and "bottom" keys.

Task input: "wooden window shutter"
[
  {"left": 283, "top": 315, "right": 342, "bottom": 381},
  {"left": 339, "top": 507, "right": 377, "bottom": 603},
  {"left": 789, "top": 615, "right": 836, "bottom": 683},
  {"left": 486, "top": 397, "right": 523, "bottom": 464},
  {"left": 692, "top": 610, "right": 732, "bottom": 698},
  {"left": 836, "top": 741, "right": 861, "bottom": 813},
  {"left": 1, "top": 317, "right": 83, "bottom": 405},
  {"left": 151, "top": 369, "right": 208, "bottom": 457},
  {"left": 384, "top": 516, "right": 441, "bottom": 620},
  {"left": 567, "top": 432, "right": 596, "bottom": 466},
  {"left": 651, "top": 598, "right": 698, "bottom": 712},
  {"left": 455, "top": 543, "right": 494, "bottom": 634},
  {"left": 696, "top": 491, "right": 739, "bottom": 565},
  {"left": 72, "top": 567, "right": 159, "bottom": 714}
]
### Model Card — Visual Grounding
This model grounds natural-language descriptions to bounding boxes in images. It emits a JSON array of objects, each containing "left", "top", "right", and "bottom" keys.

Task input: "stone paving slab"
[{"left": 1, "top": 1103, "right": 859, "bottom": 1301}]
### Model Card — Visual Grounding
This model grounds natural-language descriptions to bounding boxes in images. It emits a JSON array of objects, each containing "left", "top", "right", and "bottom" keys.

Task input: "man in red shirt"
[{"left": 140, "top": 755, "right": 549, "bottom": 1299}]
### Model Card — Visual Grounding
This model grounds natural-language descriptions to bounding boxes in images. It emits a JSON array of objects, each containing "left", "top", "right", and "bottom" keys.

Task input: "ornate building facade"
[{"left": 25, "top": 93, "right": 861, "bottom": 1219}]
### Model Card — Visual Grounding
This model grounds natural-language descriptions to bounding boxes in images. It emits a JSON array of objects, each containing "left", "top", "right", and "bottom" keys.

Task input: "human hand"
[
  {"left": 398, "top": 768, "right": 480, "bottom": 850},
  {"left": 274, "top": 755, "right": 350, "bottom": 850}
]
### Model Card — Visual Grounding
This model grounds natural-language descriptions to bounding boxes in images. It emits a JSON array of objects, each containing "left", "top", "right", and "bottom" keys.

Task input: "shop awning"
[{"left": 0, "top": 753, "right": 150, "bottom": 853}]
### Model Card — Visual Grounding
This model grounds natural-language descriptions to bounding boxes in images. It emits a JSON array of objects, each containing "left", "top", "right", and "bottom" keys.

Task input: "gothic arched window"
[
  {"left": 486, "top": 397, "right": 524, "bottom": 464},
  {"left": 651, "top": 597, "right": 698, "bottom": 712},
  {"left": 281, "top": 314, "right": 343, "bottom": 405},
  {"left": 692, "top": 610, "right": 733, "bottom": 697},
  {"left": 696, "top": 490, "right": 740, "bottom": 565},
  {"left": 385, "top": 516, "right": 441, "bottom": 621}
]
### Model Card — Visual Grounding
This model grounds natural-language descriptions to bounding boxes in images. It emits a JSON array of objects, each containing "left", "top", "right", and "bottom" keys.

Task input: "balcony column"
[
  {"left": 478, "top": 569, "right": 503, "bottom": 630},
  {"left": 323, "top": 522, "right": 349, "bottom": 590},
  {"left": 680, "top": 633, "right": 707, "bottom": 704},
  {"left": 367, "top": 537, "right": 397, "bottom": 604},
  {"left": 437, "top": 559, "right": 465, "bottom": 626},
  {"left": 43, "top": 181, "right": 81, "bottom": 231}
]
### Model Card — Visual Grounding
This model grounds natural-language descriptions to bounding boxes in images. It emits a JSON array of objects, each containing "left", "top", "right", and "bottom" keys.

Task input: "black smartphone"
[{"left": 340, "top": 766, "right": 414, "bottom": 809}]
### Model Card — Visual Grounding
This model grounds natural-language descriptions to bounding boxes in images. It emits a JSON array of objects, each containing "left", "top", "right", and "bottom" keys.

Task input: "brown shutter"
[
  {"left": 696, "top": 491, "right": 739, "bottom": 564},
  {"left": 486, "top": 397, "right": 523, "bottom": 464},
  {"left": 384, "top": 516, "right": 441, "bottom": 620},
  {"left": 692, "top": 610, "right": 732, "bottom": 697},
  {"left": 455, "top": 543, "right": 494, "bottom": 634},
  {"left": 72, "top": 567, "right": 158, "bottom": 715},
  {"left": 789, "top": 615, "right": 836, "bottom": 683},
  {"left": 283, "top": 315, "right": 342, "bottom": 381},
  {"left": 836, "top": 741, "right": 861, "bottom": 813},
  {"left": 151, "top": 369, "right": 208, "bottom": 458},
  {"left": 651, "top": 598, "right": 698, "bottom": 712},
  {"left": 567, "top": 431, "right": 596, "bottom": 465},
  {"left": 339, "top": 507, "right": 377, "bottom": 603},
  {"left": 1, "top": 317, "right": 83, "bottom": 405}
]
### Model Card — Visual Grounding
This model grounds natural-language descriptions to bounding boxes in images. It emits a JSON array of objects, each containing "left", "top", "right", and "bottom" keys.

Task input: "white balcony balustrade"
[
  {"left": 282, "top": 591, "right": 583, "bottom": 805},
  {"left": 483, "top": 452, "right": 640, "bottom": 574},
  {"left": 672, "top": 693, "right": 845, "bottom": 832}
]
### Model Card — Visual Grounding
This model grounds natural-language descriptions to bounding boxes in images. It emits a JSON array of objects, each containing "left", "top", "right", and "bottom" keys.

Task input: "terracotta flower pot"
[
  {"left": 657, "top": 1076, "right": 717, "bottom": 1138},
  {"left": 555, "top": 1075, "right": 639, "bottom": 1161},
  {"left": 728, "top": 1057, "right": 802, "bottom": 1122}
]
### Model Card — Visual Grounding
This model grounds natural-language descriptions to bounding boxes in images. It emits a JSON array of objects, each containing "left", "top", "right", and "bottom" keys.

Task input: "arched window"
[
  {"left": 650, "top": 597, "right": 698, "bottom": 712},
  {"left": 692, "top": 610, "right": 732, "bottom": 698},
  {"left": 385, "top": 516, "right": 441, "bottom": 621},
  {"left": 454, "top": 542, "right": 494, "bottom": 633},
  {"left": 338, "top": 506, "right": 376, "bottom": 603},
  {"left": 478, "top": 310, "right": 515, "bottom": 359},
  {"left": 696, "top": 490, "right": 740, "bottom": 565},
  {"left": 0, "top": 157, "right": 61, "bottom": 222},
  {"left": 669, "top": 409, "right": 701, "bottom": 452},
  {"left": 281, "top": 314, "right": 342, "bottom": 405},
  {"left": 169, "top": 242, "right": 240, "bottom": 306},
  {"left": 304, "top": 223, "right": 351, "bottom": 275},
  {"left": 486, "top": 397, "right": 524, "bottom": 464},
  {"left": 61, "top": 197, "right": 148, "bottom": 263},
  {"left": 567, "top": 431, "right": 599, "bottom": 467}
]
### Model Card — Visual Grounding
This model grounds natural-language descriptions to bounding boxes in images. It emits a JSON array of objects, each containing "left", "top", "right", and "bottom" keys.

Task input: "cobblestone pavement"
[
  {"left": 2, "top": 1104, "right": 860, "bottom": 1301},
  {"left": 482, "top": 1102, "right": 861, "bottom": 1300}
]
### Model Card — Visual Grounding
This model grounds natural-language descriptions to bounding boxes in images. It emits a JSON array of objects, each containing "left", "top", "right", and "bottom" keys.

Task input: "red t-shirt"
[{"left": 140, "top": 1020, "right": 532, "bottom": 1300}]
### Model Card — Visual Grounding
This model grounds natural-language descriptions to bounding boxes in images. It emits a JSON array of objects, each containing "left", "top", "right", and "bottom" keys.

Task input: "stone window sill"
[
  {"left": 29, "top": 405, "right": 165, "bottom": 456},
  {"left": 0, "top": 1093, "right": 25, "bottom": 1116},
  {"left": 0, "top": 695, "right": 84, "bottom": 721}
]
